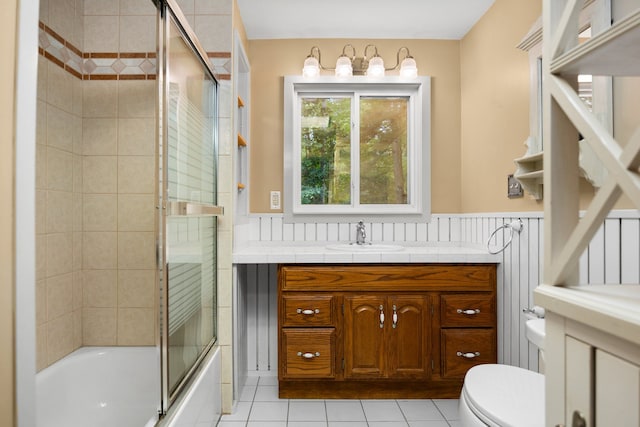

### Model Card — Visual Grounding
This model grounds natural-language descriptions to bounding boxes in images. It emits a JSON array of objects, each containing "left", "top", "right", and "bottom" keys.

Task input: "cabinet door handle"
[
  {"left": 297, "top": 351, "right": 320, "bottom": 359},
  {"left": 379, "top": 305, "right": 385, "bottom": 328},
  {"left": 456, "top": 308, "right": 480, "bottom": 315},
  {"left": 456, "top": 351, "right": 481, "bottom": 359},
  {"left": 392, "top": 304, "right": 398, "bottom": 328},
  {"left": 297, "top": 308, "right": 320, "bottom": 315}
]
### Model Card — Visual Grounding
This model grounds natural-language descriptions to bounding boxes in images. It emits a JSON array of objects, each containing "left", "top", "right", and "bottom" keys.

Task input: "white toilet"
[{"left": 459, "top": 318, "right": 546, "bottom": 427}]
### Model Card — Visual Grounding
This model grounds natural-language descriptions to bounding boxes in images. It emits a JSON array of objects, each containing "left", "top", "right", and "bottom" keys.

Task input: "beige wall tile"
[
  {"left": 46, "top": 232, "right": 73, "bottom": 277},
  {"left": 47, "top": 312, "right": 74, "bottom": 364},
  {"left": 46, "top": 190, "right": 73, "bottom": 233},
  {"left": 216, "top": 191, "right": 232, "bottom": 232},
  {"left": 84, "top": 0, "right": 118, "bottom": 15},
  {"left": 72, "top": 232, "right": 83, "bottom": 271},
  {"left": 83, "top": 193, "right": 117, "bottom": 231},
  {"left": 46, "top": 105, "right": 74, "bottom": 152},
  {"left": 47, "top": 147, "right": 73, "bottom": 191},
  {"left": 83, "top": 307, "right": 117, "bottom": 345},
  {"left": 36, "top": 190, "right": 46, "bottom": 235},
  {"left": 47, "top": 60, "right": 73, "bottom": 113},
  {"left": 119, "top": 15, "right": 156, "bottom": 53},
  {"left": 72, "top": 78, "right": 83, "bottom": 117},
  {"left": 174, "top": 0, "right": 194, "bottom": 14},
  {"left": 118, "top": 156, "right": 155, "bottom": 194},
  {"left": 120, "top": 0, "right": 156, "bottom": 15},
  {"left": 84, "top": 15, "right": 119, "bottom": 53},
  {"left": 83, "top": 269, "right": 117, "bottom": 307},
  {"left": 36, "top": 101, "right": 47, "bottom": 146},
  {"left": 83, "top": 118, "right": 117, "bottom": 155},
  {"left": 73, "top": 153, "right": 83, "bottom": 193},
  {"left": 83, "top": 80, "right": 118, "bottom": 118},
  {"left": 217, "top": 268, "right": 232, "bottom": 307},
  {"left": 73, "top": 309, "right": 82, "bottom": 349},
  {"left": 194, "top": 0, "right": 232, "bottom": 14},
  {"left": 217, "top": 306, "right": 231, "bottom": 346},
  {"left": 36, "top": 279, "right": 47, "bottom": 326},
  {"left": 221, "top": 345, "right": 232, "bottom": 384},
  {"left": 118, "top": 118, "right": 155, "bottom": 156},
  {"left": 118, "top": 194, "right": 155, "bottom": 231},
  {"left": 47, "top": 272, "right": 73, "bottom": 320},
  {"left": 194, "top": 15, "right": 232, "bottom": 53},
  {"left": 217, "top": 117, "right": 231, "bottom": 156},
  {"left": 37, "top": 56, "right": 47, "bottom": 102},
  {"left": 36, "top": 325, "right": 48, "bottom": 372},
  {"left": 36, "top": 144, "right": 47, "bottom": 189},
  {"left": 83, "top": 156, "right": 117, "bottom": 193},
  {"left": 48, "top": 0, "right": 75, "bottom": 42},
  {"left": 36, "top": 235, "right": 47, "bottom": 281},
  {"left": 117, "top": 308, "right": 155, "bottom": 345},
  {"left": 118, "top": 81, "right": 155, "bottom": 118},
  {"left": 72, "top": 193, "right": 83, "bottom": 232},
  {"left": 72, "top": 270, "right": 83, "bottom": 310},
  {"left": 83, "top": 231, "right": 117, "bottom": 269},
  {"left": 118, "top": 231, "right": 155, "bottom": 269},
  {"left": 118, "top": 269, "right": 155, "bottom": 308}
]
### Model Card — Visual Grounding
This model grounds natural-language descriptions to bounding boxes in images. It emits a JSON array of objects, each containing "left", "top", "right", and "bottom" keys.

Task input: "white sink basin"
[
  {"left": 325, "top": 243, "right": 405, "bottom": 252},
  {"left": 526, "top": 318, "right": 546, "bottom": 350}
]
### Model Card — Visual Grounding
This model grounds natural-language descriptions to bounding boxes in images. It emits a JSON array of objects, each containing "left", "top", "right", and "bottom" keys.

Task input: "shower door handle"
[{"left": 166, "top": 201, "right": 224, "bottom": 217}]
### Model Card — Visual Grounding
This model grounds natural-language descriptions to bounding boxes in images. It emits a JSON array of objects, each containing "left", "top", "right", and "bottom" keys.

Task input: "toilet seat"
[{"left": 462, "top": 364, "right": 545, "bottom": 427}]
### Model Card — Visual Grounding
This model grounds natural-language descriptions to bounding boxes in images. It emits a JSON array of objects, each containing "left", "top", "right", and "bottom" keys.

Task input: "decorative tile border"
[{"left": 39, "top": 21, "right": 231, "bottom": 81}]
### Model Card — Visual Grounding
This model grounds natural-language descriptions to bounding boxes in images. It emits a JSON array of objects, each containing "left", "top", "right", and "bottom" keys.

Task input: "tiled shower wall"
[{"left": 234, "top": 210, "right": 640, "bottom": 374}]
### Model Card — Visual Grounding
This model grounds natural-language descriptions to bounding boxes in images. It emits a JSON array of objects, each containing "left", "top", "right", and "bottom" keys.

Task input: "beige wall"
[
  {"left": 460, "top": 0, "right": 542, "bottom": 212},
  {"left": 248, "top": 38, "right": 462, "bottom": 213},
  {"left": 1, "top": 0, "right": 17, "bottom": 422}
]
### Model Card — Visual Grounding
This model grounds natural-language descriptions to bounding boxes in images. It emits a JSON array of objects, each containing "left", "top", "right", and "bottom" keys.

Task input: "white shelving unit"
[
  {"left": 233, "top": 33, "right": 250, "bottom": 221},
  {"left": 535, "top": 1, "right": 640, "bottom": 426}
]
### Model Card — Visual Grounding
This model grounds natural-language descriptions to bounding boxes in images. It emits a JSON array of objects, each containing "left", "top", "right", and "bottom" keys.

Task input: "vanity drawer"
[
  {"left": 281, "top": 328, "right": 335, "bottom": 379},
  {"left": 441, "top": 328, "right": 496, "bottom": 378},
  {"left": 440, "top": 294, "right": 495, "bottom": 327},
  {"left": 282, "top": 295, "right": 334, "bottom": 326}
]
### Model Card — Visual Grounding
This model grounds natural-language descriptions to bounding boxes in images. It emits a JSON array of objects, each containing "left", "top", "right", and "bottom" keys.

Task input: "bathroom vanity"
[{"left": 277, "top": 263, "right": 497, "bottom": 398}]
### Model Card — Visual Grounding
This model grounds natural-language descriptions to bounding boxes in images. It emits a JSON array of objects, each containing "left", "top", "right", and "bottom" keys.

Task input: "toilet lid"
[{"left": 462, "top": 364, "right": 545, "bottom": 427}]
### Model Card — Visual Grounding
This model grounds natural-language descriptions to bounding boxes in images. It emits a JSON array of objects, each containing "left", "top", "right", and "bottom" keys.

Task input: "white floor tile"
[
  {"left": 407, "top": 421, "right": 450, "bottom": 427},
  {"left": 326, "top": 400, "right": 366, "bottom": 422},
  {"left": 249, "top": 401, "right": 289, "bottom": 421},
  {"left": 216, "top": 421, "right": 246, "bottom": 427},
  {"left": 247, "top": 422, "right": 287, "bottom": 427},
  {"left": 288, "top": 401, "right": 327, "bottom": 422},
  {"left": 239, "top": 384, "right": 257, "bottom": 401},
  {"left": 368, "top": 422, "right": 409, "bottom": 427},
  {"left": 244, "top": 376, "right": 259, "bottom": 386},
  {"left": 397, "top": 400, "right": 446, "bottom": 421},
  {"left": 361, "top": 400, "right": 404, "bottom": 422},
  {"left": 327, "top": 422, "right": 368, "bottom": 427},
  {"left": 432, "top": 399, "right": 459, "bottom": 421},
  {"left": 254, "top": 385, "right": 282, "bottom": 401},
  {"left": 287, "top": 422, "right": 328, "bottom": 427},
  {"left": 219, "top": 401, "right": 251, "bottom": 421},
  {"left": 257, "top": 376, "right": 279, "bottom": 386}
]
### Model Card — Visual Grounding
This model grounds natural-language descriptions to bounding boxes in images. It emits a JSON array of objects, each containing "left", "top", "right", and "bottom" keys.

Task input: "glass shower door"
[{"left": 160, "top": 4, "right": 220, "bottom": 409}]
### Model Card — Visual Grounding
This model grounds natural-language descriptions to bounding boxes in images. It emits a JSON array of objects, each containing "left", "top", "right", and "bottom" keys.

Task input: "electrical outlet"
[
  {"left": 270, "top": 191, "right": 281, "bottom": 210},
  {"left": 507, "top": 174, "right": 524, "bottom": 198}
]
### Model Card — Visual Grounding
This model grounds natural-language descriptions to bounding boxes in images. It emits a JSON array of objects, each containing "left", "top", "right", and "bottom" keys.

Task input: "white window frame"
[{"left": 284, "top": 76, "right": 431, "bottom": 223}]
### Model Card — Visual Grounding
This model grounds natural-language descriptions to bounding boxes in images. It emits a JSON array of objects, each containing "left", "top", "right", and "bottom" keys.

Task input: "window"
[{"left": 284, "top": 76, "right": 430, "bottom": 222}]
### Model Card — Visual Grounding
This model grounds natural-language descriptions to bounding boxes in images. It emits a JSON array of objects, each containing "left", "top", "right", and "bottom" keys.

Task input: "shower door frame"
[{"left": 157, "top": 0, "right": 222, "bottom": 415}]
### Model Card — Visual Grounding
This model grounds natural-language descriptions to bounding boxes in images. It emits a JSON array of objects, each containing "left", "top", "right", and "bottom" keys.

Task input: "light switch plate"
[
  {"left": 270, "top": 191, "right": 281, "bottom": 209},
  {"left": 508, "top": 174, "right": 523, "bottom": 198}
]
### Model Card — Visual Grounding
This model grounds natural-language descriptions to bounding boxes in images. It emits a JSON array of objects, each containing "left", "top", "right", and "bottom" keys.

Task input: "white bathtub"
[{"left": 36, "top": 347, "right": 160, "bottom": 427}]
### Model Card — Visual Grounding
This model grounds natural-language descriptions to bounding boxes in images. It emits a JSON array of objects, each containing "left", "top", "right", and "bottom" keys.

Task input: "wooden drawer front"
[
  {"left": 441, "top": 329, "right": 496, "bottom": 378},
  {"left": 282, "top": 295, "right": 334, "bottom": 326},
  {"left": 440, "top": 294, "right": 495, "bottom": 327},
  {"left": 280, "top": 264, "right": 496, "bottom": 291},
  {"left": 281, "top": 328, "right": 335, "bottom": 379}
]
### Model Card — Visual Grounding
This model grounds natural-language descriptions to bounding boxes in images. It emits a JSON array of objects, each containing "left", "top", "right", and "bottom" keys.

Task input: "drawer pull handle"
[
  {"left": 297, "top": 308, "right": 320, "bottom": 315},
  {"left": 456, "top": 351, "right": 481, "bottom": 359},
  {"left": 379, "top": 305, "right": 385, "bottom": 329},
  {"left": 297, "top": 351, "right": 320, "bottom": 359},
  {"left": 457, "top": 309, "right": 480, "bottom": 315},
  {"left": 392, "top": 304, "right": 398, "bottom": 328}
]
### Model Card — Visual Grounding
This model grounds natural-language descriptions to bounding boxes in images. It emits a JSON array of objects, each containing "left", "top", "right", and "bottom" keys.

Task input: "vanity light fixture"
[{"left": 302, "top": 44, "right": 418, "bottom": 78}]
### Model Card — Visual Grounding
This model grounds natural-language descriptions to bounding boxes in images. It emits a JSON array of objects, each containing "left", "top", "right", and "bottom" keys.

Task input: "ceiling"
[{"left": 236, "top": 0, "right": 496, "bottom": 40}]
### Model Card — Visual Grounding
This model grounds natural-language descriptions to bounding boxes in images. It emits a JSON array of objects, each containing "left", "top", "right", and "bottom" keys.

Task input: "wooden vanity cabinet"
[{"left": 278, "top": 263, "right": 497, "bottom": 399}]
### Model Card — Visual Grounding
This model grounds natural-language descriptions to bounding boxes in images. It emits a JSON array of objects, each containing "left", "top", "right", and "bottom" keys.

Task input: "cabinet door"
[
  {"left": 344, "top": 295, "right": 386, "bottom": 378},
  {"left": 387, "top": 295, "right": 430, "bottom": 378}
]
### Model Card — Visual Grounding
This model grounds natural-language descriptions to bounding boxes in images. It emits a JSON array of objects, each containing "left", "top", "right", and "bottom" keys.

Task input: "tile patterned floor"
[{"left": 218, "top": 377, "right": 462, "bottom": 427}]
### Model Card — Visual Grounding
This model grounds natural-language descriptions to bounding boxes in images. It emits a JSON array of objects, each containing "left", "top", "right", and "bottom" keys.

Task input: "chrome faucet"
[{"left": 355, "top": 220, "right": 367, "bottom": 245}]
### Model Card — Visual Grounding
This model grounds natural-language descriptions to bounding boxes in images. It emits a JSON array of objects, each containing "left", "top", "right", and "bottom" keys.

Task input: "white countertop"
[{"left": 232, "top": 242, "right": 501, "bottom": 264}]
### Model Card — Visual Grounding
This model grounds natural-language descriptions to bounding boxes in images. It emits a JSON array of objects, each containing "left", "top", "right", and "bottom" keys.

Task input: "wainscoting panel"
[{"left": 235, "top": 211, "right": 640, "bottom": 375}]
